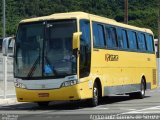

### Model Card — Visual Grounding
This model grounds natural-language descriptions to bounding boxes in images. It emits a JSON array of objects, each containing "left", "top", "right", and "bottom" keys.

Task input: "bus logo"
[{"left": 105, "top": 54, "right": 119, "bottom": 62}]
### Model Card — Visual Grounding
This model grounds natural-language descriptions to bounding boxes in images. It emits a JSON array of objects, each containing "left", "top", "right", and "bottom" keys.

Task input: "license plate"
[{"left": 38, "top": 93, "right": 49, "bottom": 97}]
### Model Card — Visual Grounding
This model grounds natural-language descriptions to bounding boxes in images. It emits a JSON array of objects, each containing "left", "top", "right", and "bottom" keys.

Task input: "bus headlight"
[
  {"left": 14, "top": 81, "right": 26, "bottom": 89},
  {"left": 61, "top": 80, "right": 78, "bottom": 87}
]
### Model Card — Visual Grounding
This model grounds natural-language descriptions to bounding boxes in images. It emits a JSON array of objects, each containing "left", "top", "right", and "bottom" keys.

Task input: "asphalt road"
[{"left": 0, "top": 87, "right": 160, "bottom": 120}]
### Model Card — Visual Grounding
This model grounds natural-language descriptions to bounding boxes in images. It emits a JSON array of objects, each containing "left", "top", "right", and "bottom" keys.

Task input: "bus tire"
[
  {"left": 37, "top": 102, "right": 49, "bottom": 107},
  {"left": 89, "top": 82, "right": 99, "bottom": 107},
  {"left": 136, "top": 79, "right": 146, "bottom": 99},
  {"left": 129, "top": 79, "right": 145, "bottom": 99}
]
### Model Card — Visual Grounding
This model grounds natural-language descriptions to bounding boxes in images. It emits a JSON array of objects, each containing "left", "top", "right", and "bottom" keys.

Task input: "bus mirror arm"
[
  {"left": 72, "top": 32, "right": 82, "bottom": 50},
  {"left": 2, "top": 37, "right": 15, "bottom": 56}
]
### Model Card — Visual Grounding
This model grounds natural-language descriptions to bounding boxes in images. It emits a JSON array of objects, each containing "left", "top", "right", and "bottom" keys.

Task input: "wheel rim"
[{"left": 93, "top": 87, "right": 98, "bottom": 105}]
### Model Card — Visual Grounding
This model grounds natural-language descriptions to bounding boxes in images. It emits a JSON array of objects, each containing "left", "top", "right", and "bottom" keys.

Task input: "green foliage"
[{"left": 0, "top": 0, "right": 159, "bottom": 38}]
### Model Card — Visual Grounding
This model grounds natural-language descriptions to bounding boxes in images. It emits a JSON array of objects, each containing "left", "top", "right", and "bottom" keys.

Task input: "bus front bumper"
[{"left": 15, "top": 85, "right": 81, "bottom": 102}]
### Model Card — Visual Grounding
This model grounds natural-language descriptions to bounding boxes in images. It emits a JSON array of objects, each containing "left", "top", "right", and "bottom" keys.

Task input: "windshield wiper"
[{"left": 27, "top": 56, "right": 40, "bottom": 78}]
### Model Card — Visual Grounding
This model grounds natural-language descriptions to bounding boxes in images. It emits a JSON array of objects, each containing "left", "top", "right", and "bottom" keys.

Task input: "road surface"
[{"left": 0, "top": 87, "right": 160, "bottom": 120}]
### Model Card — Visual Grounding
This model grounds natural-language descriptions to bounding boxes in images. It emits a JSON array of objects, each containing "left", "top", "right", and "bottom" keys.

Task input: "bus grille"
[{"left": 152, "top": 69, "right": 156, "bottom": 85}]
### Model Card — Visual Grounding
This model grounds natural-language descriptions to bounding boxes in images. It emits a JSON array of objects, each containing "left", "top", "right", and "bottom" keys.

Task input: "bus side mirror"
[
  {"left": 72, "top": 32, "right": 82, "bottom": 49},
  {"left": 2, "top": 37, "right": 15, "bottom": 57}
]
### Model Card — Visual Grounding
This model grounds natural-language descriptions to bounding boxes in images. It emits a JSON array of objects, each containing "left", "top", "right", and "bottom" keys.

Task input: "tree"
[{"left": 0, "top": 0, "right": 158, "bottom": 37}]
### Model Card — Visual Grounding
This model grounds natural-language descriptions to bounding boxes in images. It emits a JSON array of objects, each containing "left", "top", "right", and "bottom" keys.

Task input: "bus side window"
[
  {"left": 117, "top": 28, "right": 128, "bottom": 49},
  {"left": 105, "top": 26, "right": 118, "bottom": 48},
  {"left": 117, "top": 28, "right": 123, "bottom": 48},
  {"left": 93, "top": 22, "right": 105, "bottom": 48},
  {"left": 137, "top": 33, "right": 147, "bottom": 51},
  {"left": 80, "top": 20, "right": 91, "bottom": 77},
  {"left": 122, "top": 29, "right": 129, "bottom": 49},
  {"left": 145, "top": 34, "right": 154, "bottom": 52},
  {"left": 127, "top": 30, "right": 137, "bottom": 50}
]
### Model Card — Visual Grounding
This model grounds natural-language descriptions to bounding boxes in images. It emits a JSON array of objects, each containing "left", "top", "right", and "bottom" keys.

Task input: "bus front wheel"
[{"left": 88, "top": 83, "right": 99, "bottom": 107}]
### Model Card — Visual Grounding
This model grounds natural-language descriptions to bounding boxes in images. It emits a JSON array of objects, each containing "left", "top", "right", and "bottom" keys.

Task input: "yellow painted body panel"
[{"left": 91, "top": 49, "right": 157, "bottom": 96}]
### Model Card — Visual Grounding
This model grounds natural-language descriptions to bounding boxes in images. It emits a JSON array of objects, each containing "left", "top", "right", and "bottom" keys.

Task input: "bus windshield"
[{"left": 15, "top": 20, "right": 77, "bottom": 79}]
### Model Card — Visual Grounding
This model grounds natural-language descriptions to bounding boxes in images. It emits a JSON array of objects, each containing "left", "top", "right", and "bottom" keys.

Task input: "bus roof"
[{"left": 20, "top": 11, "right": 153, "bottom": 34}]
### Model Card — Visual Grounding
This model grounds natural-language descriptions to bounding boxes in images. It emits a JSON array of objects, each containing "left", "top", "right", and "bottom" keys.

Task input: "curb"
[{"left": 0, "top": 98, "right": 18, "bottom": 105}]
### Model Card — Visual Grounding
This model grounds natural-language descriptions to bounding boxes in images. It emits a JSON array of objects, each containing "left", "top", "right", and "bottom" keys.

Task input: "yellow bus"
[{"left": 5, "top": 12, "right": 157, "bottom": 107}]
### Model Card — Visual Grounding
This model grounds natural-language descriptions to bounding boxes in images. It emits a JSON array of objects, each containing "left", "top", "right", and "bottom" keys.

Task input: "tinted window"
[
  {"left": 117, "top": 29, "right": 128, "bottom": 49},
  {"left": 80, "top": 20, "right": 91, "bottom": 77},
  {"left": 146, "top": 34, "right": 154, "bottom": 52},
  {"left": 128, "top": 31, "right": 137, "bottom": 50},
  {"left": 106, "top": 26, "right": 117, "bottom": 48},
  {"left": 117, "top": 28, "right": 123, "bottom": 48},
  {"left": 80, "top": 20, "right": 91, "bottom": 47},
  {"left": 137, "top": 33, "right": 146, "bottom": 51},
  {"left": 93, "top": 22, "right": 105, "bottom": 48}
]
